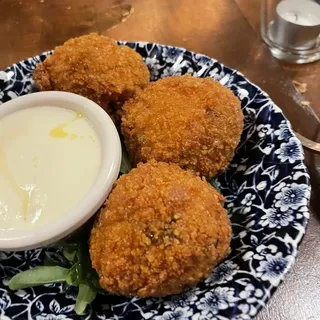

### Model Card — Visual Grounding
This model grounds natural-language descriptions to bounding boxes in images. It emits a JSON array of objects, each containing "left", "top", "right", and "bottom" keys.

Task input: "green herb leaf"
[
  {"left": 43, "top": 256, "right": 58, "bottom": 267},
  {"left": 63, "top": 247, "right": 78, "bottom": 263},
  {"left": 74, "top": 282, "right": 97, "bottom": 315},
  {"left": 91, "top": 277, "right": 102, "bottom": 291},
  {"left": 66, "top": 263, "right": 83, "bottom": 286},
  {"left": 43, "top": 251, "right": 70, "bottom": 267},
  {"left": 50, "top": 240, "right": 78, "bottom": 249},
  {"left": 9, "top": 225, "right": 102, "bottom": 314},
  {"left": 120, "top": 144, "right": 132, "bottom": 174},
  {"left": 208, "top": 178, "right": 221, "bottom": 193},
  {"left": 77, "top": 239, "right": 102, "bottom": 291},
  {"left": 9, "top": 266, "right": 69, "bottom": 290}
]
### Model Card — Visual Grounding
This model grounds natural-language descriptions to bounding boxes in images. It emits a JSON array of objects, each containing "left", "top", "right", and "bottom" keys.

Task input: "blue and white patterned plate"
[{"left": 0, "top": 42, "right": 310, "bottom": 320}]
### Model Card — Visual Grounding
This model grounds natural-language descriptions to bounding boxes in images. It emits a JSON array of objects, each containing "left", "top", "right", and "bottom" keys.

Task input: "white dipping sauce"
[{"left": 0, "top": 106, "right": 101, "bottom": 230}]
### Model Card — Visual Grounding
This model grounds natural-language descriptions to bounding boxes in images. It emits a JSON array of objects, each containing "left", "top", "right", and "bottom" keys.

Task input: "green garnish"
[
  {"left": 120, "top": 144, "right": 132, "bottom": 174},
  {"left": 8, "top": 227, "right": 101, "bottom": 315},
  {"left": 9, "top": 266, "right": 69, "bottom": 290},
  {"left": 208, "top": 178, "right": 221, "bottom": 193},
  {"left": 63, "top": 247, "right": 77, "bottom": 263},
  {"left": 75, "top": 283, "right": 98, "bottom": 315}
]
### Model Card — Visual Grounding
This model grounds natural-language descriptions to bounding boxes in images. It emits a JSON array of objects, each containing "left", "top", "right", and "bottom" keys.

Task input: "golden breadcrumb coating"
[
  {"left": 90, "top": 161, "right": 231, "bottom": 297},
  {"left": 121, "top": 75, "right": 243, "bottom": 178},
  {"left": 33, "top": 33, "right": 150, "bottom": 122}
]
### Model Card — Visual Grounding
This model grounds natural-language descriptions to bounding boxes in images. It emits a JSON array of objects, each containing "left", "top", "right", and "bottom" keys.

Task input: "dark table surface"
[{"left": 0, "top": 0, "right": 319, "bottom": 319}]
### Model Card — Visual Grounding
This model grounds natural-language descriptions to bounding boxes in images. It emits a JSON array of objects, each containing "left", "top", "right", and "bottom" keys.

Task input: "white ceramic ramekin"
[{"left": 0, "top": 91, "right": 121, "bottom": 251}]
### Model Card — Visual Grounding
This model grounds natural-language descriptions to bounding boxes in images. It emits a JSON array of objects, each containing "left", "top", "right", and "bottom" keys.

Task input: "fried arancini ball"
[
  {"left": 89, "top": 161, "right": 231, "bottom": 297},
  {"left": 33, "top": 33, "right": 150, "bottom": 122},
  {"left": 121, "top": 75, "right": 243, "bottom": 178}
]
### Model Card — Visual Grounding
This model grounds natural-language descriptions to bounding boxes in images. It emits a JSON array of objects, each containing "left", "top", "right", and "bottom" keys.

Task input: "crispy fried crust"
[
  {"left": 33, "top": 33, "right": 150, "bottom": 122},
  {"left": 89, "top": 161, "right": 231, "bottom": 297},
  {"left": 121, "top": 75, "right": 243, "bottom": 178}
]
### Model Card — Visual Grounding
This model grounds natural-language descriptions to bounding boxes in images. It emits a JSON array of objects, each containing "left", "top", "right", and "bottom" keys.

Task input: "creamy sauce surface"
[{"left": 0, "top": 106, "right": 101, "bottom": 230}]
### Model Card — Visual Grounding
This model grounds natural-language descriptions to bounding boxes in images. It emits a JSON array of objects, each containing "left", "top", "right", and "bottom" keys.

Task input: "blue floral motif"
[
  {"left": 275, "top": 183, "right": 309, "bottom": 211},
  {"left": 253, "top": 244, "right": 278, "bottom": 261},
  {"left": 275, "top": 137, "right": 303, "bottom": 163},
  {"left": 195, "top": 54, "right": 215, "bottom": 67},
  {"left": 0, "top": 292, "right": 11, "bottom": 310},
  {"left": 240, "top": 193, "right": 256, "bottom": 214},
  {"left": 197, "top": 287, "right": 236, "bottom": 314},
  {"left": 162, "top": 66, "right": 195, "bottom": 78},
  {"left": 0, "top": 42, "right": 310, "bottom": 320},
  {"left": 154, "top": 307, "right": 193, "bottom": 320},
  {"left": 36, "top": 315, "right": 71, "bottom": 320},
  {"left": 256, "top": 124, "right": 273, "bottom": 138},
  {"left": 163, "top": 47, "right": 184, "bottom": 63},
  {"left": 239, "top": 284, "right": 263, "bottom": 303},
  {"left": 205, "top": 261, "right": 238, "bottom": 285},
  {"left": 238, "top": 303, "right": 258, "bottom": 318},
  {"left": 64, "top": 286, "right": 77, "bottom": 301},
  {"left": 196, "top": 287, "right": 237, "bottom": 315},
  {"left": 274, "top": 121, "right": 292, "bottom": 141},
  {"left": 256, "top": 254, "right": 294, "bottom": 286},
  {"left": 237, "top": 283, "right": 264, "bottom": 317},
  {"left": 260, "top": 207, "right": 294, "bottom": 228},
  {"left": 164, "top": 291, "right": 198, "bottom": 309}
]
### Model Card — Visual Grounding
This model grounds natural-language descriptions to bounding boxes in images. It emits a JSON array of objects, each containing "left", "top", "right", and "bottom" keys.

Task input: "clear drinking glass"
[{"left": 261, "top": 0, "right": 320, "bottom": 63}]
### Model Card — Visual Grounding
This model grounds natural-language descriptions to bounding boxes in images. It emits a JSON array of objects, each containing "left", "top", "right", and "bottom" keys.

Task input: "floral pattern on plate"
[{"left": 0, "top": 42, "right": 310, "bottom": 320}]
